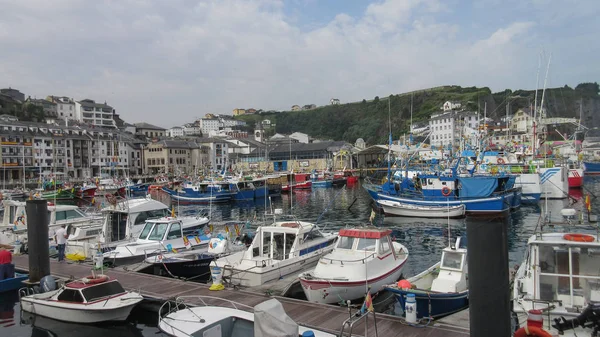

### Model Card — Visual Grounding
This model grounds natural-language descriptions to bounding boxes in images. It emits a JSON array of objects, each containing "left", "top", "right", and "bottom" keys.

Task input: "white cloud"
[{"left": 0, "top": 0, "right": 596, "bottom": 127}]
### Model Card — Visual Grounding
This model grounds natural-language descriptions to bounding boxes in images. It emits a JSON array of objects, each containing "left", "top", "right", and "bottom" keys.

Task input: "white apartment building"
[
  {"left": 199, "top": 118, "right": 220, "bottom": 135},
  {"left": 75, "top": 99, "right": 116, "bottom": 128},
  {"left": 221, "top": 117, "right": 246, "bottom": 128},
  {"left": 168, "top": 126, "right": 184, "bottom": 138},
  {"left": 429, "top": 111, "right": 479, "bottom": 148},
  {"left": 184, "top": 123, "right": 202, "bottom": 136},
  {"left": 47, "top": 96, "right": 76, "bottom": 120}
]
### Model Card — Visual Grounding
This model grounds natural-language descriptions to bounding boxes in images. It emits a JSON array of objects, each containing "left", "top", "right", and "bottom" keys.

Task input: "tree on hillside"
[{"left": 575, "top": 82, "right": 600, "bottom": 95}]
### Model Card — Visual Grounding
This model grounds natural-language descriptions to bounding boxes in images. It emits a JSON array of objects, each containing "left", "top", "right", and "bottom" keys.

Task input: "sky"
[{"left": 1, "top": 0, "right": 598, "bottom": 128}]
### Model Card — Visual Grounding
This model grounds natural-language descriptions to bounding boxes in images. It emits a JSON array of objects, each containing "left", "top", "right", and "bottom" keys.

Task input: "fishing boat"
[
  {"left": 583, "top": 161, "right": 600, "bottom": 175},
  {"left": 162, "top": 181, "right": 236, "bottom": 204},
  {"left": 0, "top": 200, "right": 104, "bottom": 247},
  {"left": 377, "top": 200, "right": 465, "bottom": 218},
  {"left": 385, "top": 237, "right": 469, "bottom": 319},
  {"left": 138, "top": 221, "right": 251, "bottom": 282},
  {"left": 103, "top": 217, "right": 211, "bottom": 266},
  {"left": 299, "top": 227, "right": 408, "bottom": 304},
  {"left": 511, "top": 209, "right": 600, "bottom": 336},
  {"left": 281, "top": 173, "right": 312, "bottom": 192},
  {"left": 213, "top": 217, "right": 337, "bottom": 288},
  {"left": 20, "top": 275, "right": 143, "bottom": 323},
  {"left": 0, "top": 272, "right": 28, "bottom": 292},
  {"left": 158, "top": 297, "right": 335, "bottom": 337}
]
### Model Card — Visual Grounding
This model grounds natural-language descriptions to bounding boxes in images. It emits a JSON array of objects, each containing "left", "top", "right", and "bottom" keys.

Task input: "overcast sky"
[{"left": 1, "top": 0, "right": 598, "bottom": 128}]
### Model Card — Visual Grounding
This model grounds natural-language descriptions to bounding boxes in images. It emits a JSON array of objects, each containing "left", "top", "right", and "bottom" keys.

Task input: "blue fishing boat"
[
  {"left": 365, "top": 174, "right": 520, "bottom": 214},
  {"left": 162, "top": 182, "right": 236, "bottom": 204},
  {"left": 583, "top": 161, "right": 600, "bottom": 175},
  {"left": 385, "top": 237, "right": 468, "bottom": 319},
  {"left": 312, "top": 179, "right": 333, "bottom": 188},
  {"left": 0, "top": 272, "right": 28, "bottom": 292}
]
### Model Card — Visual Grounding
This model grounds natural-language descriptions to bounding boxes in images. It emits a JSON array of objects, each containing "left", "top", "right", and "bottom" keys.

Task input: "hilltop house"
[
  {"left": 442, "top": 101, "right": 462, "bottom": 112},
  {"left": 291, "top": 105, "right": 301, "bottom": 111},
  {"left": 330, "top": 98, "right": 340, "bottom": 105},
  {"left": 233, "top": 108, "right": 246, "bottom": 116}
]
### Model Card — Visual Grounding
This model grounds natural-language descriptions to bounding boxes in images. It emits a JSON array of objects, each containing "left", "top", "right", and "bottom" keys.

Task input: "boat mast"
[{"left": 387, "top": 96, "right": 392, "bottom": 182}]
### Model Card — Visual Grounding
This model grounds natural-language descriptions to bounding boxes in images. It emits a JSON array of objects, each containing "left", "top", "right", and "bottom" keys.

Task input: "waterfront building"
[
  {"left": 47, "top": 96, "right": 75, "bottom": 120},
  {"left": 168, "top": 126, "right": 184, "bottom": 138},
  {"left": 134, "top": 122, "right": 166, "bottom": 139}
]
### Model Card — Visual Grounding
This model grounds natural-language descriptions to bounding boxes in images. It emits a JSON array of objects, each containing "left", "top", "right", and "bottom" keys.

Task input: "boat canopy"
[
  {"left": 339, "top": 228, "right": 392, "bottom": 239},
  {"left": 457, "top": 177, "right": 498, "bottom": 198}
]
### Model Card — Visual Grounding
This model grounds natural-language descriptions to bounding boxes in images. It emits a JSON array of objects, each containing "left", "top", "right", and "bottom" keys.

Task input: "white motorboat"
[
  {"left": 20, "top": 275, "right": 143, "bottom": 323},
  {"left": 158, "top": 296, "right": 335, "bottom": 337},
  {"left": 385, "top": 237, "right": 469, "bottom": 319},
  {"left": 213, "top": 217, "right": 337, "bottom": 288},
  {"left": 299, "top": 227, "right": 408, "bottom": 304},
  {"left": 104, "top": 217, "right": 211, "bottom": 266},
  {"left": 66, "top": 196, "right": 209, "bottom": 259},
  {"left": 512, "top": 210, "right": 600, "bottom": 336},
  {"left": 377, "top": 200, "right": 465, "bottom": 218},
  {"left": 0, "top": 199, "right": 104, "bottom": 246}
]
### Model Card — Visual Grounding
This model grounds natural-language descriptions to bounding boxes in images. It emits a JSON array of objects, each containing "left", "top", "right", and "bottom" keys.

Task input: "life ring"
[
  {"left": 563, "top": 233, "right": 595, "bottom": 242},
  {"left": 497, "top": 158, "right": 506, "bottom": 165},
  {"left": 513, "top": 326, "right": 552, "bottom": 337},
  {"left": 82, "top": 274, "right": 109, "bottom": 284},
  {"left": 441, "top": 186, "right": 452, "bottom": 197},
  {"left": 209, "top": 239, "right": 220, "bottom": 249}
]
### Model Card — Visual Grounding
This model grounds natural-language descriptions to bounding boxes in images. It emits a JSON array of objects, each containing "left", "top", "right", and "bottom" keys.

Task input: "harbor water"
[{"left": 1, "top": 178, "right": 597, "bottom": 336}]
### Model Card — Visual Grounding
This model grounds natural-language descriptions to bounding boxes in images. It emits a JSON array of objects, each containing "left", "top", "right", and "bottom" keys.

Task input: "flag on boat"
[
  {"left": 360, "top": 291, "right": 374, "bottom": 314},
  {"left": 586, "top": 195, "right": 592, "bottom": 212},
  {"left": 234, "top": 224, "right": 241, "bottom": 236},
  {"left": 369, "top": 209, "right": 376, "bottom": 223},
  {"left": 194, "top": 236, "right": 201, "bottom": 244},
  {"left": 183, "top": 236, "right": 190, "bottom": 247},
  {"left": 171, "top": 206, "right": 176, "bottom": 217}
]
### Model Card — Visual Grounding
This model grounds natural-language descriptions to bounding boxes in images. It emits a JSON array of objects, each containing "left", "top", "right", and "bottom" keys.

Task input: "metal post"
[
  {"left": 26, "top": 199, "right": 50, "bottom": 283},
  {"left": 467, "top": 216, "right": 511, "bottom": 336}
]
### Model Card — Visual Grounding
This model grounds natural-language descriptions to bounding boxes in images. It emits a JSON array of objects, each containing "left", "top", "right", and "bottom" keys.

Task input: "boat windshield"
[
  {"left": 81, "top": 281, "right": 126, "bottom": 302},
  {"left": 337, "top": 236, "right": 355, "bottom": 250},
  {"left": 138, "top": 223, "right": 154, "bottom": 239},
  {"left": 147, "top": 223, "right": 169, "bottom": 241},
  {"left": 537, "top": 243, "right": 600, "bottom": 308},
  {"left": 356, "top": 238, "right": 377, "bottom": 251},
  {"left": 441, "top": 251, "right": 463, "bottom": 269}
]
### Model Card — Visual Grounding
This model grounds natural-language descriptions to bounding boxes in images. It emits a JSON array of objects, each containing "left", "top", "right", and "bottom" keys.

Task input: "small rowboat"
[{"left": 377, "top": 200, "right": 465, "bottom": 218}]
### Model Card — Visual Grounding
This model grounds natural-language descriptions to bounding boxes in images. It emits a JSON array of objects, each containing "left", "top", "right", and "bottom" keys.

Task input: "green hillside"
[{"left": 236, "top": 83, "right": 600, "bottom": 145}]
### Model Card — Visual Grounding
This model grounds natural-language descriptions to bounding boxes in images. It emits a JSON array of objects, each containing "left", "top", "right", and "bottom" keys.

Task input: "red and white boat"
[
  {"left": 568, "top": 168, "right": 583, "bottom": 188},
  {"left": 282, "top": 173, "right": 312, "bottom": 192},
  {"left": 20, "top": 275, "right": 143, "bottom": 323},
  {"left": 299, "top": 228, "right": 409, "bottom": 304}
]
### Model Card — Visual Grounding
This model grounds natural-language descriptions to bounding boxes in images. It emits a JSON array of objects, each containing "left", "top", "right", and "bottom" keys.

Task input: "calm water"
[{"left": 2, "top": 178, "right": 599, "bottom": 336}]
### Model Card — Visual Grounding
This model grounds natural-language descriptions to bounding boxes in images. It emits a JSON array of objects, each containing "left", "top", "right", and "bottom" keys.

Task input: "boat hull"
[
  {"left": 378, "top": 200, "right": 465, "bottom": 218},
  {"left": 20, "top": 297, "right": 140, "bottom": 323},
  {"left": 300, "top": 261, "right": 406, "bottom": 304},
  {"left": 583, "top": 161, "right": 600, "bottom": 175},
  {"left": 0, "top": 272, "right": 28, "bottom": 292},
  {"left": 568, "top": 169, "right": 583, "bottom": 188},
  {"left": 388, "top": 288, "right": 469, "bottom": 319},
  {"left": 139, "top": 255, "right": 215, "bottom": 282}
]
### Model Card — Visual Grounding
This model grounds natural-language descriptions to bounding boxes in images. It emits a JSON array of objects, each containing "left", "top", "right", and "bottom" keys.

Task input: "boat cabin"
[
  {"left": 57, "top": 278, "right": 127, "bottom": 304},
  {"left": 431, "top": 238, "right": 468, "bottom": 293},
  {"left": 333, "top": 228, "right": 396, "bottom": 259},
  {"left": 244, "top": 221, "right": 336, "bottom": 264},
  {"left": 100, "top": 197, "right": 171, "bottom": 243},
  {"left": 1, "top": 200, "right": 91, "bottom": 232},
  {"left": 521, "top": 233, "right": 600, "bottom": 309},
  {"left": 137, "top": 218, "right": 186, "bottom": 245}
]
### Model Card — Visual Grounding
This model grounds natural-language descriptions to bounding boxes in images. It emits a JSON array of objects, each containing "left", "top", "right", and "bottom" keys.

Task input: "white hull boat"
[
  {"left": 512, "top": 210, "right": 600, "bottom": 336},
  {"left": 300, "top": 227, "right": 409, "bottom": 304},
  {"left": 20, "top": 275, "right": 143, "bottom": 323},
  {"left": 377, "top": 200, "right": 465, "bottom": 218},
  {"left": 158, "top": 296, "right": 335, "bottom": 337},
  {"left": 213, "top": 219, "right": 337, "bottom": 288}
]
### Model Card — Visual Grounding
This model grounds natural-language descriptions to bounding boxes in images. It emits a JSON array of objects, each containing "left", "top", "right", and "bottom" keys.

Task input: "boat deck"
[{"left": 13, "top": 254, "right": 469, "bottom": 337}]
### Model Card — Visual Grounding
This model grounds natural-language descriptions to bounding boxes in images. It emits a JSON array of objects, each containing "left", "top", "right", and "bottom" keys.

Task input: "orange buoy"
[
  {"left": 563, "top": 233, "right": 595, "bottom": 242},
  {"left": 397, "top": 279, "right": 412, "bottom": 289},
  {"left": 441, "top": 186, "right": 452, "bottom": 197}
]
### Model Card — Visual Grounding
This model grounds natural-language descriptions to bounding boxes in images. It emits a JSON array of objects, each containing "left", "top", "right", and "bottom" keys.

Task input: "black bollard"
[
  {"left": 26, "top": 199, "right": 50, "bottom": 283},
  {"left": 467, "top": 216, "right": 510, "bottom": 337}
]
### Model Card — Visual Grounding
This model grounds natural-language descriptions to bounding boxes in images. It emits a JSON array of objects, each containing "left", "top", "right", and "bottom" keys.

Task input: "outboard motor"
[
  {"left": 40, "top": 275, "right": 56, "bottom": 293},
  {"left": 552, "top": 302, "right": 600, "bottom": 336}
]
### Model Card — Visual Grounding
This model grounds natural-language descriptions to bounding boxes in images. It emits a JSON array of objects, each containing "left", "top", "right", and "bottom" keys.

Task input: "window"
[
  {"left": 138, "top": 222, "right": 153, "bottom": 239},
  {"left": 380, "top": 239, "right": 391, "bottom": 254},
  {"left": 81, "top": 281, "right": 126, "bottom": 302},
  {"left": 166, "top": 223, "right": 181, "bottom": 239},
  {"left": 442, "top": 251, "right": 462, "bottom": 269},
  {"left": 57, "top": 289, "right": 84, "bottom": 302},
  {"left": 55, "top": 211, "right": 67, "bottom": 221},
  {"left": 147, "top": 223, "right": 168, "bottom": 241},
  {"left": 356, "top": 238, "right": 377, "bottom": 251},
  {"left": 337, "top": 236, "right": 355, "bottom": 249}
]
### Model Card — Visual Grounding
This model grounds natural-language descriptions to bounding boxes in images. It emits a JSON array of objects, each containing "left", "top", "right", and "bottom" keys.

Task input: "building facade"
[{"left": 75, "top": 99, "right": 116, "bottom": 128}]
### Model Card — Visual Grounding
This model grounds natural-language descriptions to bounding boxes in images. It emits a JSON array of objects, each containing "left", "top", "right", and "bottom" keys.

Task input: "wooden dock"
[{"left": 13, "top": 255, "right": 469, "bottom": 337}]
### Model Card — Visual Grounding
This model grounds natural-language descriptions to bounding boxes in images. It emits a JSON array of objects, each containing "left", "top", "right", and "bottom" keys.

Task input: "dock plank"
[{"left": 13, "top": 255, "right": 469, "bottom": 337}]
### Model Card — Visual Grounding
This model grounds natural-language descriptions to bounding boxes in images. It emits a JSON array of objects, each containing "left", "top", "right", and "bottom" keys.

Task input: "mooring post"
[
  {"left": 467, "top": 216, "right": 511, "bottom": 336},
  {"left": 26, "top": 199, "right": 50, "bottom": 283}
]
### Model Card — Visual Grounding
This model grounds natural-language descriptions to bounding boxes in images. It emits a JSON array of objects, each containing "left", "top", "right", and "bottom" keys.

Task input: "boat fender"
[
  {"left": 497, "top": 158, "right": 506, "bottom": 165},
  {"left": 441, "top": 186, "right": 452, "bottom": 197}
]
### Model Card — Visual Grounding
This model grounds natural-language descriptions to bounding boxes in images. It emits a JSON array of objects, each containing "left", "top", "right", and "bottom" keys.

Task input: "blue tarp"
[
  {"left": 458, "top": 177, "right": 498, "bottom": 198},
  {"left": 461, "top": 150, "right": 476, "bottom": 157}
]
